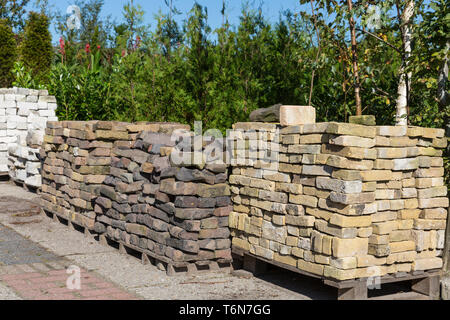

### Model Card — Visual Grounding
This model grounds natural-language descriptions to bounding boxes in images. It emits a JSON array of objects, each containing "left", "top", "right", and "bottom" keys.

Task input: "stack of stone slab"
[
  {"left": 0, "top": 88, "right": 57, "bottom": 175},
  {"left": 40, "top": 121, "right": 141, "bottom": 231},
  {"left": 7, "top": 131, "right": 44, "bottom": 188},
  {"left": 94, "top": 128, "right": 233, "bottom": 271},
  {"left": 229, "top": 122, "right": 448, "bottom": 281},
  {"left": 40, "top": 120, "right": 233, "bottom": 271}
]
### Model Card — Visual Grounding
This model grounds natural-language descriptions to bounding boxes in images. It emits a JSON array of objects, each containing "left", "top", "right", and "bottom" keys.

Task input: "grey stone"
[{"left": 249, "top": 103, "right": 282, "bottom": 122}]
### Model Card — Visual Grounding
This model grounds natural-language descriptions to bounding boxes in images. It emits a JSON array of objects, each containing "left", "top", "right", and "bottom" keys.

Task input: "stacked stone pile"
[
  {"left": 229, "top": 121, "right": 449, "bottom": 281},
  {"left": 39, "top": 121, "right": 148, "bottom": 230},
  {"left": 8, "top": 130, "right": 44, "bottom": 187},
  {"left": 0, "top": 88, "right": 57, "bottom": 175},
  {"left": 94, "top": 128, "right": 233, "bottom": 269}
]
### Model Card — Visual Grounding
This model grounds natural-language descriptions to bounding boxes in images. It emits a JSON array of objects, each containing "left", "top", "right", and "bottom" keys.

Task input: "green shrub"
[
  {"left": 12, "top": 61, "right": 46, "bottom": 89},
  {"left": 0, "top": 19, "right": 17, "bottom": 88}
]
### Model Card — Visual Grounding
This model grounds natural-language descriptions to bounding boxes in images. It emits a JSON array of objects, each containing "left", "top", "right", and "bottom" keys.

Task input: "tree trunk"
[
  {"left": 438, "top": 42, "right": 449, "bottom": 109},
  {"left": 346, "top": 0, "right": 362, "bottom": 116},
  {"left": 441, "top": 44, "right": 449, "bottom": 274},
  {"left": 395, "top": 0, "right": 414, "bottom": 126},
  {"left": 444, "top": 207, "right": 450, "bottom": 275}
]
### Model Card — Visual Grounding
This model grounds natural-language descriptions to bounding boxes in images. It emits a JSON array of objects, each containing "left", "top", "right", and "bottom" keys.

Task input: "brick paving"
[
  {"left": 0, "top": 186, "right": 335, "bottom": 300},
  {"left": 0, "top": 215, "right": 139, "bottom": 300},
  {"left": 0, "top": 263, "right": 138, "bottom": 300}
]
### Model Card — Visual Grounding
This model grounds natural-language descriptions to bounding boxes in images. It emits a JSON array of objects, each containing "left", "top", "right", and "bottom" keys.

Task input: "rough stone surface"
[
  {"left": 229, "top": 122, "right": 448, "bottom": 281},
  {"left": 1, "top": 88, "right": 58, "bottom": 185},
  {"left": 280, "top": 106, "right": 316, "bottom": 126}
]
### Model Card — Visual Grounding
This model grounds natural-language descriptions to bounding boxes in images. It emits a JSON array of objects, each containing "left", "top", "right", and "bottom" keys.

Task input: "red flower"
[
  {"left": 59, "top": 37, "right": 65, "bottom": 54},
  {"left": 121, "top": 49, "right": 126, "bottom": 57},
  {"left": 97, "top": 45, "right": 101, "bottom": 50},
  {"left": 85, "top": 43, "right": 91, "bottom": 54}
]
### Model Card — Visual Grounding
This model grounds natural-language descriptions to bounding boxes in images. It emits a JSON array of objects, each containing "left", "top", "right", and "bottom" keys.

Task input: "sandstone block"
[
  {"left": 377, "top": 126, "right": 407, "bottom": 137},
  {"left": 418, "top": 197, "right": 449, "bottom": 209},
  {"left": 329, "top": 135, "right": 375, "bottom": 148},
  {"left": 329, "top": 192, "right": 375, "bottom": 205},
  {"left": 327, "top": 122, "right": 376, "bottom": 138},
  {"left": 297, "top": 259, "right": 324, "bottom": 276},
  {"left": 392, "top": 158, "right": 419, "bottom": 171},
  {"left": 412, "top": 258, "right": 443, "bottom": 271},
  {"left": 329, "top": 214, "right": 372, "bottom": 228},
  {"left": 289, "top": 194, "right": 318, "bottom": 207},
  {"left": 349, "top": 115, "right": 376, "bottom": 126},
  {"left": 332, "top": 237, "right": 368, "bottom": 258},
  {"left": 316, "top": 177, "right": 362, "bottom": 194},
  {"left": 389, "top": 241, "right": 415, "bottom": 253},
  {"left": 417, "top": 186, "right": 447, "bottom": 199},
  {"left": 280, "top": 105, "right": 316, "bottom": 126}
]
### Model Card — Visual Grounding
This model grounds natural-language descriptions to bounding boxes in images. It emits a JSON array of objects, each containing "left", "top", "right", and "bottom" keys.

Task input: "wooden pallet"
[
  {"left": 233, "top": 246, "right": 441, "bottom": 300},
  {"left": 325, "top": 270, "right": 441, "bottom": 300},
  {"left": 42, "top": 205, "right": 232, "bottom": 276},
  {"left": 42, "top": 209, "right": 96, "bottom": 238},
  {"left": 100, "top": 234, "right": 233, "bottom": 277}
]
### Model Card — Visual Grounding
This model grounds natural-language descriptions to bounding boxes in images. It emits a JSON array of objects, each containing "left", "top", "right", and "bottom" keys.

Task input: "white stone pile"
[{"left": 0, "top": 87, "right": 58, "bottom": 187}]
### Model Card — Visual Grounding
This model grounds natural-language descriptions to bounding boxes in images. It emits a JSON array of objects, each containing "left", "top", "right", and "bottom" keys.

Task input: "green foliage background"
[
  {"left": 20, "top": 12, "right": 53, "bottom": 84},
  {"left": 0, "top": 19, "right": 18, "bottom": 87},
  {"left": 0, "top": 0, "right": 448, "bottom": 137}
]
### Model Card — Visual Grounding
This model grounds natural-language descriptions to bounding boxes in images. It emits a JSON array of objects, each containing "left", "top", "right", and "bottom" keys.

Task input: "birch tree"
[{"left": 395, "top": 0, "right": 414, "bottom": 126}]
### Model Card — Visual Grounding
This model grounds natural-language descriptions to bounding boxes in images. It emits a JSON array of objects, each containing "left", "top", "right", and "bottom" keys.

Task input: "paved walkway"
[
  {"left": 0, "top": 186, "right": 138, "bottom": 300},
  {"left": 0, "top": 182, "right": 334, "bottom": 300}
]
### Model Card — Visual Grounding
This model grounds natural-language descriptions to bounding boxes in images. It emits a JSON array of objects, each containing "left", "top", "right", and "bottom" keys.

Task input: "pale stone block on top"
[{"left": 280, "top": 105, "right": 316, "bottom": 126}]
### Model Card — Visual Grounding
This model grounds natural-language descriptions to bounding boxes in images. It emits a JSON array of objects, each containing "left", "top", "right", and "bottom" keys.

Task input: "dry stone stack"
[
  {"left": 229, "top": 121, "right": 449, "bottom": 281},
  {"left": 8, "top": 131, "right": 44, "bottom": 188},
  {"left": 40, "top": 121, "right": 174, "bottom": 231},
  {"left": 0, "top": 87, "right": 57, "bottom": 186},
  {"left": 94, "top": 129, "right": 233, "bottom": 271},
  {"left": 40, "top": 121, "right": 233, "bottom": 271}
]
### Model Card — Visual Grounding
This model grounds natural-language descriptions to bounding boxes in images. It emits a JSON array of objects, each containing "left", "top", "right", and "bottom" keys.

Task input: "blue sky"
[{"left": 30, "top": 0, "right": 308, "bottom": 39}]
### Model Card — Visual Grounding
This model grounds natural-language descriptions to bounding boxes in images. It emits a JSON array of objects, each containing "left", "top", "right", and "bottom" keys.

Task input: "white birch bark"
[
  {"left": 395, "top": 0, "right": 414, "bottom": 126},
  {"left": 438, "top": 42, "right": 449, "bottom": 108}
]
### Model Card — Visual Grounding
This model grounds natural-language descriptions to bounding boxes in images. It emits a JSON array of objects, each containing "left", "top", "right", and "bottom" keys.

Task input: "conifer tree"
[
  {"left": 0, "top": 19, "right": 17, "bottom": 88},
  {"left": 20, "top": 12, "right": 53, "bottom": 84}
]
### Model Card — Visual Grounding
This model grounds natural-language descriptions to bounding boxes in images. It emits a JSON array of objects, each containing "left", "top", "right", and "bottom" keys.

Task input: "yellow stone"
[
  {"left": 357, "top": 255, "right": 387, "bottom": 267},
  {"left": 292, "top": 247, "right": 304, "bottom": 258},
  {"left": 330, "top": 257, "right": 357, "bottom": 270},
  {"left": 329, "top": 214, "right": 372, "bottom": 228},
  {"left": 274, "top": 253, "right": 297, "bottom": 267},
  {"left": 298, "top": 259, "right": 325, "bottom": 276},
  {"left": 390, "top": 241, "right": 415, "bottom": 253},
  {"left": 332, "top": 237, "right": 368, "bottom": 258},
  {"left": 412, "top": 258, "right": 443, "bottom": 271},
  {"left": 232, "top": 237, "right": 250, "bottom": 251},
  {"left": 360, "top": 170, "right": 393, "bottom": 182}
]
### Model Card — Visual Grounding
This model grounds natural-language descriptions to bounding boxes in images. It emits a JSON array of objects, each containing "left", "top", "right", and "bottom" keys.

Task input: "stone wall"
[
  {"left": 229, "top": 122, "right": 449, "bottom": 281},
  {"left": 35, "top": 115, "right": 450, "bottom": 278},
  {"left": 93, "top": 129, "right": 232, "bottom": 269},
  {"left": 40, "top": 121, "right": 232, "bottom": 269},
  {"left": 0, "top": 88, "right": 57, "bottom": 185}
]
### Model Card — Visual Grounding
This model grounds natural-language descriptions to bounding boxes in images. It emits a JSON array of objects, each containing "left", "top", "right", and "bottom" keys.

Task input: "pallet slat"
[
  {"left": 102, "top": 235, "right": 232, "bottom": 276},
  {"left": 234, "top": 249, "right": 442, "bottom": 300}
]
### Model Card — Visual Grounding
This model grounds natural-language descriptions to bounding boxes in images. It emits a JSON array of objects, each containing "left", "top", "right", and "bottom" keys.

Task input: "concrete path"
[{"left": 0, "top": 182, "right": 334, "bottom": 300}]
